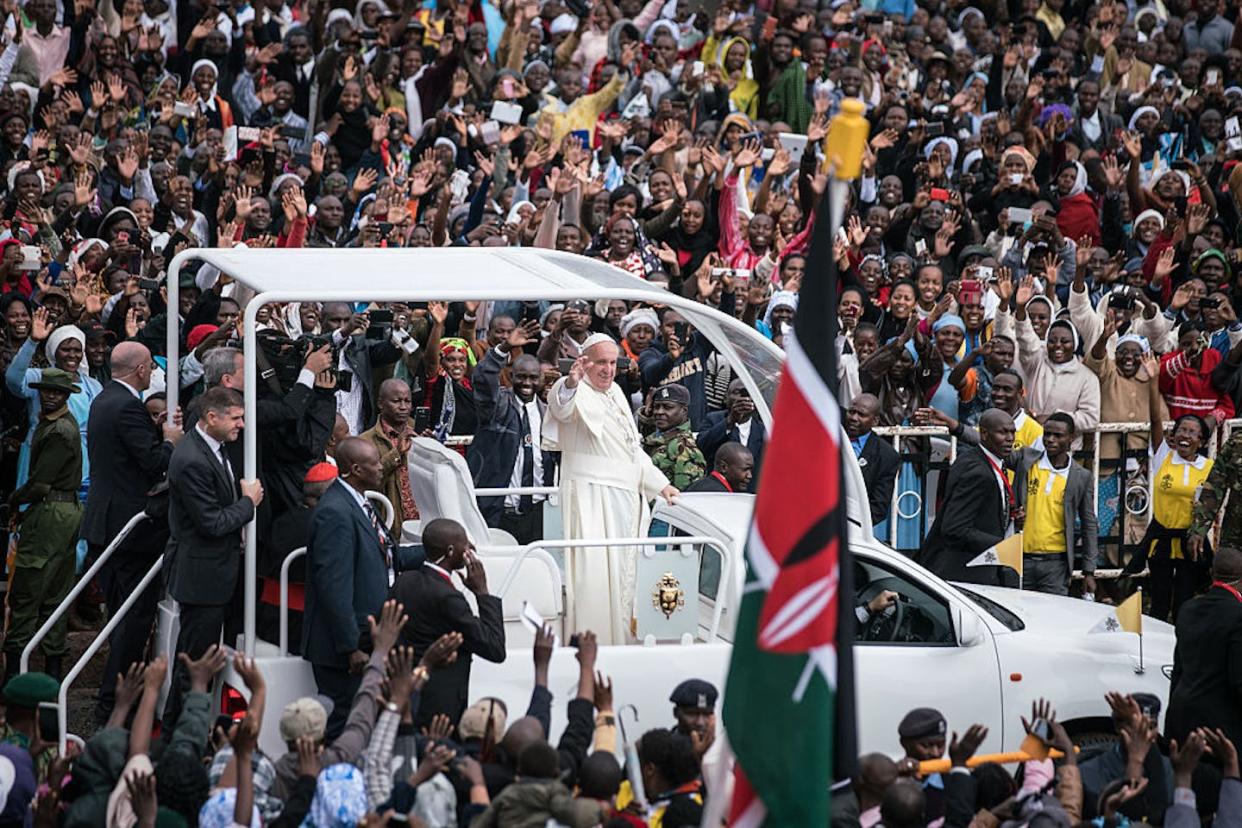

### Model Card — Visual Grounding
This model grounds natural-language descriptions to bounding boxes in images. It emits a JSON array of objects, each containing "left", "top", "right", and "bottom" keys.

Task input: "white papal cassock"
[{"left": 543, "top": 374, "right": 670, "bottom": 645}]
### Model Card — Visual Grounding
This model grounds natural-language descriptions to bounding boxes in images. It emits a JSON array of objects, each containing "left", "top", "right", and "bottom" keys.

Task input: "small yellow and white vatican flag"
[
  {"left": 967, "top": 533, "right": 1024, "bottom": 576},
  {"left": 1089, "top": 590, "right": 1143, "bottom": 635}
]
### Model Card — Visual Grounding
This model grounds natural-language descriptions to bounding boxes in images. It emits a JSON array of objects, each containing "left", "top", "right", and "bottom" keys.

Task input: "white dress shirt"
[{"left": 506, "top": 398, "right": 545, "bottom": 510}]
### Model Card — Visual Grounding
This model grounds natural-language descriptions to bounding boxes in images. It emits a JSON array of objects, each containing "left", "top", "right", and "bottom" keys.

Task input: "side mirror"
[{"left": 956, "top": 609, "right": 987, "bottom": 647}]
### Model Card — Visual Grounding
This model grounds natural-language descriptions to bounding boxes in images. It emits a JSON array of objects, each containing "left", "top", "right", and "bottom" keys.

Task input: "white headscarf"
[
  {"left": 1133, "top": 209, "right": 1165, "bottom": 232},
  {"left": 621, "top": 308, "right": 659, "bottom": 338},
  {"left": 47, "top": 325, "right": 86, "bottom": 362},
  {"left": 923, "top": 136, "right": 959, "bottom": 172},
  {"left": 1127, "top": 105, "right": 1159, "bottom": 131},
  {"left": 1065, "top": 161, "right": 1087, "bottom": 197},
  {"left": 763, "top": 290, "right": 799, "bottom": 328},
  {"left": 190, "top": 59, "right": 219, "bottom": 103}
]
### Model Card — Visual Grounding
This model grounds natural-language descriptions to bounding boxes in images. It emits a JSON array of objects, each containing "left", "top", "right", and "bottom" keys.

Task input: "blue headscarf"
[
  {"left": 302, "top": 764, "right": 369, "bottom": 828},
  {"left": 933, "top": 314, "right": 965, "bottom": 334}
]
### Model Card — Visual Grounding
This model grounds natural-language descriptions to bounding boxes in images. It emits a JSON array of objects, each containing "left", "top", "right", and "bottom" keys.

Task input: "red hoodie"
[{"left": 1159, "top": 348, "right": 1235, "bottom": 423}]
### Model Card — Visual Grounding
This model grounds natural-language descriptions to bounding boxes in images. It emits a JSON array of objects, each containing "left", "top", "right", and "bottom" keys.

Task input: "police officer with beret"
[
  {"left": 642, "top": 384, "right": 706, "bottom": 491},
  {"left": 670, "top": 678, "right": 718, "bottom": 752},
  {"left": 896, "top": 706, "right": 989, "bottom": 826}
]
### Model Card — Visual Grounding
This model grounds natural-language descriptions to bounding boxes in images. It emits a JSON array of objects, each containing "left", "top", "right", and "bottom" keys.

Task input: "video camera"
[{"left": 254, "top": 329, "right": 351, "bottom": 394}]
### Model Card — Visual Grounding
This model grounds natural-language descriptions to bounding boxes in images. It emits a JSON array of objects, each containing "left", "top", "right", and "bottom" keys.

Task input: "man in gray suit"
[{"left": 1008, "top": 413, "right": 1099, "bottom": 597}]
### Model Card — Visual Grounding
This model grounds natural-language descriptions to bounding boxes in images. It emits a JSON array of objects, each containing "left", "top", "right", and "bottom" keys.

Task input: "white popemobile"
[{"left": 37, "top": 248, "right": 1172, "bottom": 759}]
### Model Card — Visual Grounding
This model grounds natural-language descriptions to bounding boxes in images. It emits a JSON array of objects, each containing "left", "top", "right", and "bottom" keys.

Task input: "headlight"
[{"left": 1162, "top": 664, "right": 1174, "bottom": 680}]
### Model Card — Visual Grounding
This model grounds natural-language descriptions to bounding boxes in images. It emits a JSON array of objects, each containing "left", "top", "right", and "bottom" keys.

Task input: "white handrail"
[
  {"left": 473, "top": 486, "right": 559, "bottom": 497},
  {"left": 278, "top": 547, "right": 308, "bottom": 657},
  {"left": 484, "top": 536, "right": 736, "bottom": 642},
  {"left": 57, "top": 554, "right": 163, "bottom": 755},
  {"left": 22, "top": 511, "right": 149, "bottom": 673},
  {"left": 365, "top": 490, "right": 394, "bottom": 530}
]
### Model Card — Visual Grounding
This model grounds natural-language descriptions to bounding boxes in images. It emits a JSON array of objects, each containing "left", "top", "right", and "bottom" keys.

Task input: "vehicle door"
[{"left": 852, "top": 551, "right": 1006, "bottom": 757}]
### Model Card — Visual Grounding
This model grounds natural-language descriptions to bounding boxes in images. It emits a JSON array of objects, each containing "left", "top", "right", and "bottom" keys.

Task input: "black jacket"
[
  {"left": 919, "top": 445, "right": 1013, "bottom": 586},
  {"left": 388, "top": 565, "right": 506, "bottom": 728},
  {"left": 81, "top": 381, "right": 174, "bottom": 546},
  {"left": 165, "top": 428, "right": 255, "bottom": 606},
  {"left": 685, "top": 473, "right": 732, "bottom": 493},
  {"left": 1167, "top": 585, "right": 1242, "bottom": 751},
  {"left": 467, "top": 346, "right": 557, "bottom": 524},
  {"left": 302, "top": 480, "right": 423, "bottom": 667},
  {"left": 695, "top": 412, "right": 766, "bottom": 493},
  {"left": 855, "top": 432, "right": 900, "bottom": 528}
]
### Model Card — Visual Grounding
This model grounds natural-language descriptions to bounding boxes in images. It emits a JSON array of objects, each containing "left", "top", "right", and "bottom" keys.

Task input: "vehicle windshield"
[{"left": 956, "top": 587, "right": 1026, "bottom": 632}]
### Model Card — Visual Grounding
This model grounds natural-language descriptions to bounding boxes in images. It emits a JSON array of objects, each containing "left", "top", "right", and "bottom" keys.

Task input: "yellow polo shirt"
[
  {"left": 1013, "top": 411, "right": 1045, "bottom": 451},
  {"left": 1023, "top": 458, "right": 1068, "bottom": 554},
  {"left": 1150, "top": 443, "right": 1213, "bottom": 560}
]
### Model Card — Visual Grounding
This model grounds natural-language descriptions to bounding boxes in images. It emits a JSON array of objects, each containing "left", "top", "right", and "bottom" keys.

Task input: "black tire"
[{"left": 1072, "top": 730, "right": 1118, "bottom": 762}]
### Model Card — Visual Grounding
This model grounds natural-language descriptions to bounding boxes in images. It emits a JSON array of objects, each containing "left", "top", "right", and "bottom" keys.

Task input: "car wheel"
[{"left": 1071, "top": 730, "right": 1118, "bottom": 762}]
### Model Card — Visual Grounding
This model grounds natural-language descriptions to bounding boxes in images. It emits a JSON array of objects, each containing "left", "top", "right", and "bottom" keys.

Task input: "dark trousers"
[
  {"left": 1149, "top": 557, "right": 1204, "bottom": 623},
  {"left": 499, "top": 508, "right": 542, "bottom": 546},
  {"left": 93, "top": 532, "right": 165, "bottom": 718},
  {"left": 1022, "top": 554, "right": 1070, "bottom": 596},
  {"left": 162, "top": 603, "right": 226, "bottom": 732},
  {"left": 312, "top": 662, "right": 360, "bottom": 741}
]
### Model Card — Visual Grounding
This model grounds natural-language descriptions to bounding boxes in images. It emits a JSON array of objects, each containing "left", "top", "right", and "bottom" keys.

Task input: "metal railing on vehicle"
[{"left": 21, "top": 511, "right": 150, "bottom": 673}]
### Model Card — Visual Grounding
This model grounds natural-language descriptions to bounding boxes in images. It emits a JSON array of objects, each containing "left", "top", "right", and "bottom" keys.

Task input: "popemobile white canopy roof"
[{"left": 162, "top": 246, "right": 788, "bottom": 654}]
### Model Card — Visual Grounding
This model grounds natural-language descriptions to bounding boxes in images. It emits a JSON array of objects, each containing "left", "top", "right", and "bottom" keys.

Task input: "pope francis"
[{"left": 543, "top": 334, "right": 679, "bottom": 644}]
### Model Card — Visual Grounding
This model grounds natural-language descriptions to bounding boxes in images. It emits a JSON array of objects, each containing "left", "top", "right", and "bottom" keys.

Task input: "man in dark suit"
[
  {"left": 697, "top": 379, "right": 765, "bottom": 493},
  {"left": 321, "top": 303, "right": 402, "bottom": 435},
  {"left": 81, "top": 341, "right": 183, "bottom": 723},
  {"left": 162, "top": 386, "right": 263, "bottom": 730},
  {"left": 1166, "top": 545, "right": 1242, "bottom": 752},
  {"left": 920, "top": 408, "right": 1018, "bottom": 586},
  {"left": 469, "top": 322, "right": 557, "bottom": 543},
  {"left": 685, "top": 443, "right": 754, "bottom": 493},
  {"left": 270, "top": 29, "right": 316, "bottom": 119},
  {"left": 1064, "top": 81, "right": 1124, "bottom": 154},
  {"left": 303, "top": 437, "right": 424, "bottom": 739},
  {"left": 389, "top": 517, "right": 506, "bottom": 729},
  {"left": 845, "top": 393, "right": 900, "bottom": 527}
]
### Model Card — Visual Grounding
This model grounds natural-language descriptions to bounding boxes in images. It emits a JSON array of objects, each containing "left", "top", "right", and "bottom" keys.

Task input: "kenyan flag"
[{"left": 721, "top": 168, "right": 857, "bottom": 827}]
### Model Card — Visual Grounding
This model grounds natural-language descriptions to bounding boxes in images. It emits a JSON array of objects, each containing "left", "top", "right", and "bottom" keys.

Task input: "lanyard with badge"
[{"left": 983, "top": 453, "right": 1019, "bottom": 523}]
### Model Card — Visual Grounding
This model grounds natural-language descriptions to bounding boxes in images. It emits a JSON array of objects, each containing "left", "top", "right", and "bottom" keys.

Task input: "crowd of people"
[{"left": 0, "top": 0, "right": 1239, "bottom": 818}]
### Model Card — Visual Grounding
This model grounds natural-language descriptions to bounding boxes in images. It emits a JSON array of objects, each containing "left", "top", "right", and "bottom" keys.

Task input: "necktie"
[
  {"left": 217, "top": 446, "right": 234, "bottom": 486},
  {"left": 364, "top": 500, "right": 394, "bottom": 580},
  {"left": 519, "top": 404, "right": 535, "bottom": 513}
]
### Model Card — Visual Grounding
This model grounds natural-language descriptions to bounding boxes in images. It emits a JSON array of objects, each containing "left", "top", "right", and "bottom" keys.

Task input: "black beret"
[
  {"left": 898, "top": 707, "right": 947, "bottom": 741},
  {"left": 670, "top": 679, "right": 718, "bottom": 710}
]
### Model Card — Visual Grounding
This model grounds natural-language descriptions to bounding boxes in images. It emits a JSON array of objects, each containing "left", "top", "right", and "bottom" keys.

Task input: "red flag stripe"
[
  {"left": 753, "top": 338, "right": 842, "bottom": 567},
  {"left": 728, "top": 765, "right": 766, "bottom": 828}
]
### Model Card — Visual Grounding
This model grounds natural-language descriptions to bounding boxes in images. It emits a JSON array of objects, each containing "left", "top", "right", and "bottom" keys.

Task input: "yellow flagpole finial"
[{"left": 826, "top": 98, "right": 870, "bottom": 182}]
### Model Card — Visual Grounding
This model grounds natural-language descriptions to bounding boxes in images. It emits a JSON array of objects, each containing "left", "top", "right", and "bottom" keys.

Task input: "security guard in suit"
[
  {"left": 641, "top": 384, "right": 706, "bottom": 491},
  {"left": 6, "top": 369, "right": 84, "bottom": 682}
]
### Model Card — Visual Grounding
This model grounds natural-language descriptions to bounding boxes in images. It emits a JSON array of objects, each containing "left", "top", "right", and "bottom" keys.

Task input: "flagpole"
[{"left": 1135, "top": 587, "right": 1145, "bottom": 675}]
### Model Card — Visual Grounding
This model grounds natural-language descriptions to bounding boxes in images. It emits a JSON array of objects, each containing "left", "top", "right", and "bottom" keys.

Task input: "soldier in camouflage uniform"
[
  {"left": 641, "top": 384, "right": 706, "bottom": 490},
  {"left": 6, "top": 369, "right": 83, "bottom": 684},
  {"left": 1189, "top": 429, "right": 1242, "bottom": 556}
]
